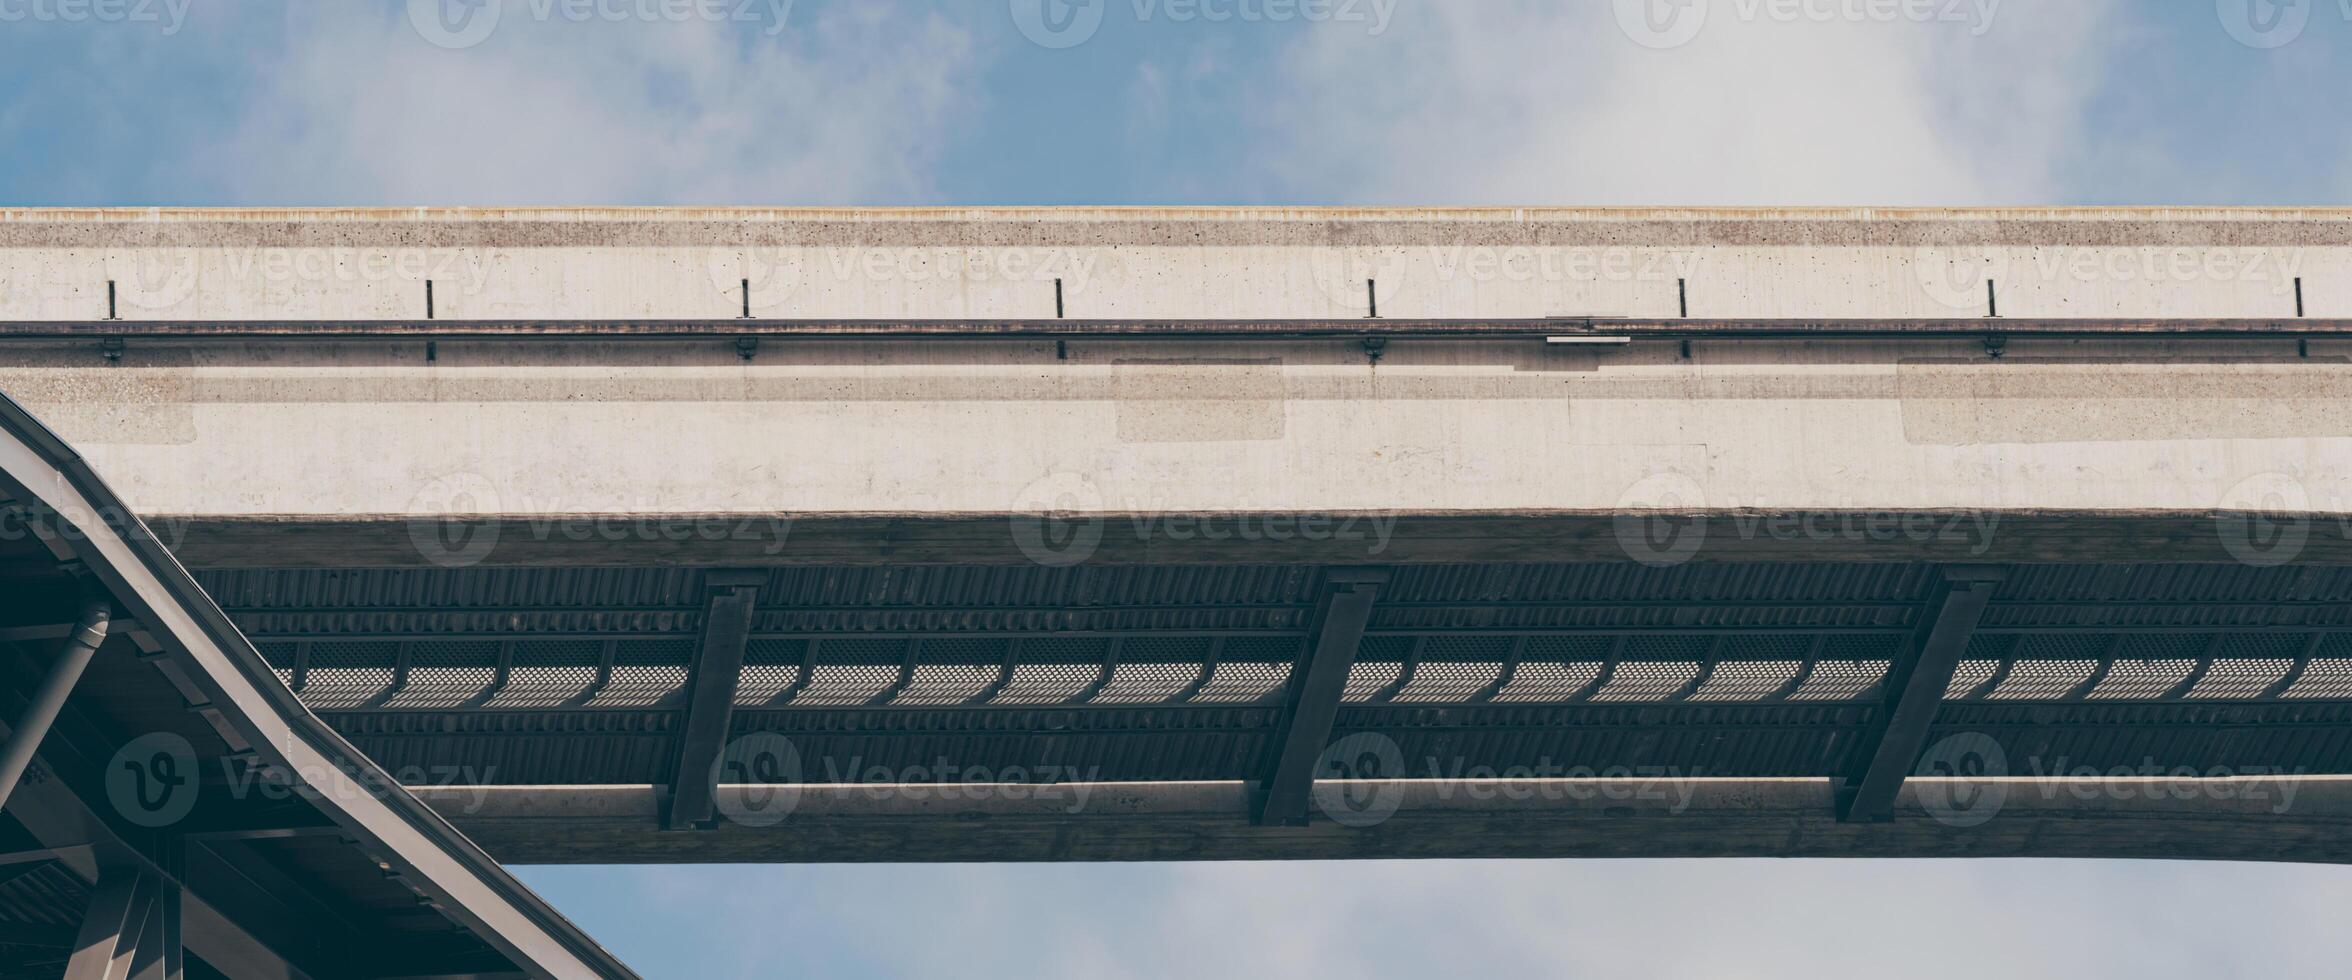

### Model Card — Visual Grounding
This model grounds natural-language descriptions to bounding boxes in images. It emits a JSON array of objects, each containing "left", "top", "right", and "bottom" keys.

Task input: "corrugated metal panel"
[
  {"left": 1381, "top": 562, "right": 1937, "bottom": 604},
  {"left": 208, "top": 566, "right": 709, "bottom": 637},
  {"left": 199, "top": 566, "right": 711, "bottom": 609},
  {"left": 730, "top": 707, "right": 1283, "bottom": 783},
  {"left": 0, "top": 862, "right": 86, "bottom": 927},
  {"left": 209, "top": 561, "right": 2352, "bottom": 787},
  {"left": 1996, "top": 564, "right": 2352, "bottom": 603},
  {"left": 1982, "top": 601, "right": 2352, "bottom": 632},
  {"left": 328, "top": 711, "right": 678, "bottom": 785},
  {"left": 234, "top": 607, "right": 701, "bottom": 637},
  {"left": 758, "top": 565, "right": 1319, "bottom": 609},
  {"left": 755, "top": 606, "right": 1306, "bottom": 635},
  {"left": 1370, "top": 602, "right": 1916, "bottom": 633}
]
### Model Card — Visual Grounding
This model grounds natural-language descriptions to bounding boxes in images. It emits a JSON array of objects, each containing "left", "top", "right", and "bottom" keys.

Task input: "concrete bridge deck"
[
  {"left": 6, "top": 208, "right": 2352, "bottom": 864},
  {"left": 2, "top": 207, "right": 2349, "bottom": 569}
]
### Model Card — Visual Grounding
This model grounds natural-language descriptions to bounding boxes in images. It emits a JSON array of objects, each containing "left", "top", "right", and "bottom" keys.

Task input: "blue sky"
[
  {"left": 10, "top": 1, "right": 2352, "bottom": 976},
  {"left": 2, "top": 1, "right": 2350, "bottom": 206}
]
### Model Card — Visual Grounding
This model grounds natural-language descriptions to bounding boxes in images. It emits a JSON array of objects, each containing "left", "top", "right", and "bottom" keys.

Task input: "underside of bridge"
[{"left": 191, "top": 557, "right": 2352, "bottom": 864}]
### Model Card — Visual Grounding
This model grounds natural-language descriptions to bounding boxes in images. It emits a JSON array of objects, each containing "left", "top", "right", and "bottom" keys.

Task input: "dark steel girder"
[
  {"left": 662, "top": 571, "right": 765, "bottom": 831},
  {"left": 1837, "top": 567, "right": 2007, "bottom": 822},
  {"left": 416, "top": 778, "right": 2352, "bottom": 866},
  {"left": 65, "top": 869, "right": 154, "bottom": 980},
  {"left": 1253, "top": 569, "right": 1388, "bottom": 826},
  {"left": 60, "top": 866, "right": 185, "bottom": 980}
]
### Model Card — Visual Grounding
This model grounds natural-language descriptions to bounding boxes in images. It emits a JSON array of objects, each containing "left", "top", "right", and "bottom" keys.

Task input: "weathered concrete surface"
[
  {"left": 3, "top": 338, "right": 2348, "bottom": 530},
  {"left": 1, "top": 209, "right": 2348, "bottom": 567},
  {"left": 413, "top": 778, "right": 2352, "bottom": 865},
  {"left": 1, "top": 207, "right": 2347, "bottom": 321}
]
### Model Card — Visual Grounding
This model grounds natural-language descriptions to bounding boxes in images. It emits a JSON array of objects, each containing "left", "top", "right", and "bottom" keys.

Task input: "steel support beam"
[
  {"left": 188, "top": 839, "right": 371, "bottom": 958},
  {"left": 178, "top": 899, "right": 313, "bottom": 980},
  {"left": 66, "top": 870, "right": 154, "bottom": 980},
  {"left": 126, "top": 876, "right": 183, "bottom": 980},
  {"left": 0, "top": 673, "right": 323, "bottom": 979},
  {"left": 662, "top": 571, "right": 765, "bottom": 831},
  {"left": 1253, "top": 569, "right": 1388, "bottom": 826},
  {"left": 0, "top": 592, "right": 111, "bottom": 813},
  {"left": 417, "top": 777, "right": 2352, "bottom": 866},
  {"left": 167, "top": 514, "right": 2352, "bottom": 569},
  {"left": 15, "top": 785, "right": 311, "bottom": 978},
  {"left": 1838, "top": 567, "right": 2006, "bottom": 823},
  {"left": 0, "top": 845, "right": 88, "bottom": 869}
]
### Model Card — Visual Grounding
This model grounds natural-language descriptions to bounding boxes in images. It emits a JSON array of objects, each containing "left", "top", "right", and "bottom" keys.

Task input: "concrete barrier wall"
[{"left": 1, "top": 207, "right": 2347, "bottom": 322}]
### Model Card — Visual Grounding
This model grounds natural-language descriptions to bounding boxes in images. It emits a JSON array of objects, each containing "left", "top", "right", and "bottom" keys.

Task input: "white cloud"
[
  {"left": 194, "top": 3, "right": 981, "bottom": 204},
  {"left": 1256, "top": 0, "right": 2123, "bottom": 204}
]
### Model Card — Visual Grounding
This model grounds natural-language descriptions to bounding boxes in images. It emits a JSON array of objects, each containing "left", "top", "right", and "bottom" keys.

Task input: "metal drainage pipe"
[{"left": 0, "top": 592, "right": 113, "bottom": 813}]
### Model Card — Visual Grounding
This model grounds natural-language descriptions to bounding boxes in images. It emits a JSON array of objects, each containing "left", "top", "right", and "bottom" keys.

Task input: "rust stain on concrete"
[{"left": 0, "top": 347, "right": 196, "bottom": 445}]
